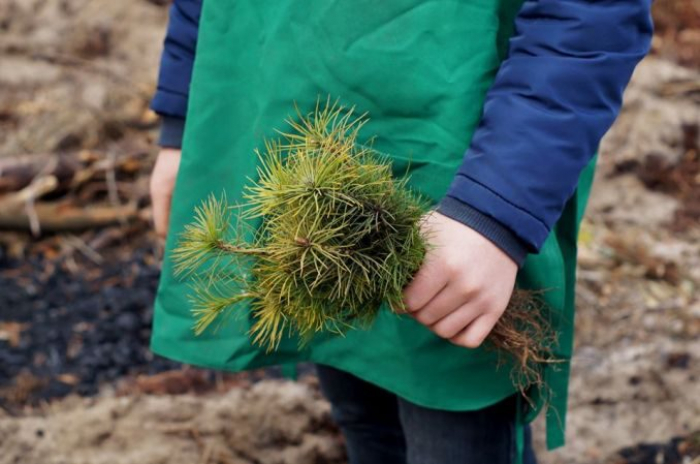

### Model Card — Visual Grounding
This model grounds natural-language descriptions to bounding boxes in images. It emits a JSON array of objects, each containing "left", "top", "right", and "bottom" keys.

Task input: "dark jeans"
[{"left": 316, "top": 364, "right": 537, "bottom": 464}]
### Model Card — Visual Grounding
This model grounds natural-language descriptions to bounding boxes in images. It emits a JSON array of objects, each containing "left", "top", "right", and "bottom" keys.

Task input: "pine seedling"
[{"left": 173, "top": 98, "right": 557, "bottom": 390}]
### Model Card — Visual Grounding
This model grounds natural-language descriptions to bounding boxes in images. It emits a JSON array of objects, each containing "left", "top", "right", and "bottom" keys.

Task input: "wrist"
[
  {"left": 436, "top": 196, "right": 528, "bottom": 267},
  {"left": 157, "top": 116, "right": 186, "bottom": 149}
]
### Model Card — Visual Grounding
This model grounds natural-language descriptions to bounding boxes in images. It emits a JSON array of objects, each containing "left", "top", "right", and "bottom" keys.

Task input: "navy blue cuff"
[
  {"left": 436, "top": 196, "right": 529, "bottom": 267},
  {"left": 151, "top": 89, "right": 189, "bottom": 120},
  {"left": 157, "top": 116, "right": 186, "bottom": 148}
]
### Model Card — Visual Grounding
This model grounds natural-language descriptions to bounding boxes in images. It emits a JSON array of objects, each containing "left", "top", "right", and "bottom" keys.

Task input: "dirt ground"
[
  {"left": 531, "top": 56, "right": 700, "bottom": 464},
  {"left": 0, "top": 378, "right": 345, "bottom": 464},
  {"left": 0, "top": 0, "right": 164, "bottom": 158},
  {"left": 1, "top": 1, "right": 699, "bottom": 463}
]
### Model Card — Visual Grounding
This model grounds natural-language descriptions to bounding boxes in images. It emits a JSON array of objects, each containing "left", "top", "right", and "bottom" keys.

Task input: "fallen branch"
[{"left": 0, "top": 200, "right": 139, "bottom": 232}]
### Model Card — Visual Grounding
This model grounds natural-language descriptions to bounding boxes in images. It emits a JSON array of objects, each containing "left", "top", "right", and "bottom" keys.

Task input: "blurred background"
[{"left": 0, "top": 1, "right": 698, "bottom": 463}]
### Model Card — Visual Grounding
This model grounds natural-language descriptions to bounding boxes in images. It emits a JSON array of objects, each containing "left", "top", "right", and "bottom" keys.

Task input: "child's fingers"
[
  {"left": 427, "top": 301, "right": 483, "bottom": 340},
  {"left": 412, "top": 282, "right": 471, "bottom": 326},
  {"left": 450, "top": 313, "right": 499, "bottom": 349},
  {"left": 151, "top": 188, "right": 172, "bottom": 239},
  {"left": 402, "top": 257, "right": 449, "bottom": 312},
  {"left": 149, "top": 149, "right": 181, "bottom": 240}
]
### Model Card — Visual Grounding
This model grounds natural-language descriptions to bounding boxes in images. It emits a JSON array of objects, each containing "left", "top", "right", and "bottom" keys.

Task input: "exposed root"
[{"left": 489, "top": 289, "right": 560, "bottom": 400}]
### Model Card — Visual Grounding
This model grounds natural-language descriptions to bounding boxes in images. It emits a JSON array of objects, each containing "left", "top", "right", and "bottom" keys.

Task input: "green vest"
[{"left": 151, "top": 0, "right": 596, "bottom": 454}]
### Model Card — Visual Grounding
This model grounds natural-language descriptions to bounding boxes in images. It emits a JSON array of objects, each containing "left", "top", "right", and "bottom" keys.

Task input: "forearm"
[
  {"left": 440, "top": 0, "right": 653, "bottom": 254},
  {"left": 149, "top": 0, "right": 654, "bottom": 265},
  {"left": 151, "top": 0, "right": 202, "bottom": 123}
]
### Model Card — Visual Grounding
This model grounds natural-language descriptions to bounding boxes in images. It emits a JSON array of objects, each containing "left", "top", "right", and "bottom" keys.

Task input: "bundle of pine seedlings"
[{"left": 173, "top": 100, "right": 556, "bottom": 388}]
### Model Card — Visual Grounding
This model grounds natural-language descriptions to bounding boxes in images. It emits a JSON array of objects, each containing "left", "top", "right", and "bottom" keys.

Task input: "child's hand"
[
  {"left": 149, "top": 148, "right": 181, "bottom": 239},
  {"left": 402, "top": 211, "right": 518, "bottom": 348}
]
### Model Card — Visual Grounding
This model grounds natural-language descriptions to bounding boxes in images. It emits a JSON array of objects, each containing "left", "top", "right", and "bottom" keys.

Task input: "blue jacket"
[{"left": 151, "top": 0, "right": 653, "bottom": 264}]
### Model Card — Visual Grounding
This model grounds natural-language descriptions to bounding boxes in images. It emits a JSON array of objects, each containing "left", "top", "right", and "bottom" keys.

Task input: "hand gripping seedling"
[{"left": 172, "top": 100, "right": 557, "bottom": 390}]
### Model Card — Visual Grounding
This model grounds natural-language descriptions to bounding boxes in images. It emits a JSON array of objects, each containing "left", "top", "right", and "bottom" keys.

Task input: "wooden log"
[
  {"left": 0, "top": 153, "right": 80, "bottom": 193},
  {"left": 0, "top": 200, "right": 139, "bottom": 232},
  {"left": 0, "top": 150, "right": 152, "bottom": 195}
]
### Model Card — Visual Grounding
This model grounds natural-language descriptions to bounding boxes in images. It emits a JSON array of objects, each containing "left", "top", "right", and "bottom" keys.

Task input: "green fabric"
[{"left": 150, "top": 0, "right": 595, "bottom": 449}]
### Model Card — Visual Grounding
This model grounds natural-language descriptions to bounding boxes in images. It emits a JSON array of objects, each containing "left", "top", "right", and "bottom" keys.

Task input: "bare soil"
[{"left": 0, "top": 379, "right": 345, "bottom": 464}]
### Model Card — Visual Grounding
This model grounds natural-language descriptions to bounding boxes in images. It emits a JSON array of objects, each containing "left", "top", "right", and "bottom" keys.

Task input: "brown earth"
[
  {"left": 535, "top": 56, "right": 700, "bottom": 464},
  {"left": 0, "top": 379, "right": 345, "bottom": 464},
  {"left": 0, "top": 0, "right": 164, "bottom": 158},
  {"left": 0, "top": 1, "right": 699, "bottom": 464}
]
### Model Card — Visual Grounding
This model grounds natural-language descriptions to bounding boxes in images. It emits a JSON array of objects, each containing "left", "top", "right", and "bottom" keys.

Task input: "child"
[{"left": 149, "top": 1, "right": 652, "bottom": 463}]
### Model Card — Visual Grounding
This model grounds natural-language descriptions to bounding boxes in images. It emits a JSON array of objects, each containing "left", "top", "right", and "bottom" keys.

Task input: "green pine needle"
[
  {"left": 171, "top": 98, "right": 558, "bottom": 394},
  {"left": 174, "top": 98, "right": 429, "bottom": 349}
]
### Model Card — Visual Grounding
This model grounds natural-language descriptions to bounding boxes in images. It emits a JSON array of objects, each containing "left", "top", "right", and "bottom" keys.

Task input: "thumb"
[
  {"left": 152, "top": 188, "right": 173, "bottom": 239},
  {"left": 150, "top": 148, "right": 181, "bottom": 239}
]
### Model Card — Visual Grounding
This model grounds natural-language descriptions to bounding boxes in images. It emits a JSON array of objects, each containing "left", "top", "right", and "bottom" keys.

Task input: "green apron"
[{"left": 151, "top": 0, "right": 596, "bottom": 453}]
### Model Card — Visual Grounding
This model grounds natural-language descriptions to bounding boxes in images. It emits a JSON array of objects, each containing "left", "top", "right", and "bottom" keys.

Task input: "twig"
[{"left": 64, "top": 234, "right": 104, "bottom": 265}]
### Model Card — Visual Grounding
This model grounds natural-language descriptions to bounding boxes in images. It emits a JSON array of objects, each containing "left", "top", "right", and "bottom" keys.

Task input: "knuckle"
[
  {"left": 471, "top": 291, "right": 495, "bottom": 309},
  {"left": 480, "top": 299, "right": 506, "bottom": 318},
  {"left": 414, "top": 311, "right": 433, "bottom": 325},
  {"left": 462, "top": 336, "right": 484, "bottom": 349},
  {"left": 403, "top": 296, "right": 420, "bottom": 313},
  {"left": 460, "top": 287, "right": 474, "bottom": 300},
  {"left": 433, "top": 323, "right": 458, "bottom": 340},
  {"left": 449, "top": 328, "right": 487, "bottom": 348},
  {"left": 456, "top": 283, "right": 477, "bottom": 300},
  {"left": 443, "top": 257, "right": 462, "bottom": 275},
  {"left": 404, "top": 298, "right": 420, "bottom": 313}
]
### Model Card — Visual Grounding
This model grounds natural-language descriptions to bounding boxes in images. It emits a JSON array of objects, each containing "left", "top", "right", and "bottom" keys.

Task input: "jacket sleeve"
[
  {"left": 150, "top": 0, "right": 203, "bottom": 146},
  {"left": 438, "top": 0, "right": 653, "bottom": 254}
]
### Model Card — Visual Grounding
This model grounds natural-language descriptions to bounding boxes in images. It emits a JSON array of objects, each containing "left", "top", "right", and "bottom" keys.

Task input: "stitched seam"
[
  {"left": 437, "top": 197, "right": 531, "bottom": 261},
  {"left": 155, "top": 86, "right": 190, "bottom": 98},
  {"left": 453, "top": 172, "right": 550, "bottom": 232}
]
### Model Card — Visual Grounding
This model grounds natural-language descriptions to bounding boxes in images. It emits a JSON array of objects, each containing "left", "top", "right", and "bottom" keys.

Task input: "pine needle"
[{"left": 174, "top": 97, "right": 557, "bottom": 391}]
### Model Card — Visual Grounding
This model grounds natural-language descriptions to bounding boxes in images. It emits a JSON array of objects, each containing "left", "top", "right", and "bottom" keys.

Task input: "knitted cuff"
[
  {"left": 157, "top": 116, "right": 186, "bottom": 149},
  {"left": 436, "top": 196, "right": 529, "bottom": 267}
]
